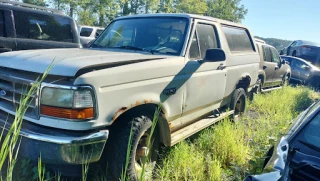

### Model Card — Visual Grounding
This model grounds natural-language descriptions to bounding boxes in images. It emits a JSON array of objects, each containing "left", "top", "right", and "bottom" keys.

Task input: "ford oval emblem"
[{"left": 0, "top": 90, "right": 6, "bottom": 96}]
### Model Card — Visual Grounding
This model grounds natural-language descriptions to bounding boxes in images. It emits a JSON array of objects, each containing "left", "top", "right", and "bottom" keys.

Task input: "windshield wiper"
[
  {"left": 115, "top": 46, "right": 154, "bottom": 54},
  {"left": 298, "top": 140, "right": 320, "bottom": 152}
]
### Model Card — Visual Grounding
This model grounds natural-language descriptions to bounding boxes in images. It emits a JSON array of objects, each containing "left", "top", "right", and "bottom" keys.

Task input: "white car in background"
[{"left": 78, "top": 25, "right": 104, "bottom": 46}]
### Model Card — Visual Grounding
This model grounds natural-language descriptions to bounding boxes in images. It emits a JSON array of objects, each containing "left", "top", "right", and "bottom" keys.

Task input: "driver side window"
[
  {"left": 270, "top": 48, "right": 280, "bottom": 63},
  {"left": 188, "top": 23, "right": 218, "bottom": 60}
]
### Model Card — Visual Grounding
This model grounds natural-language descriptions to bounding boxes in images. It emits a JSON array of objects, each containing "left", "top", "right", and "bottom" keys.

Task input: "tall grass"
[
  {"left": 0, "top": 63, "right": 53, "bottom": 181},
  {"left": 155, "top": 86, "right": 318, "bottom": 181}
]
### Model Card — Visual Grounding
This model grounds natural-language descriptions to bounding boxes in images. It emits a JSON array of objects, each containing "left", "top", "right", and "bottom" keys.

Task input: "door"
[
  {"left": 183, "top": 21, "right": 227, "bottom": 115},
  {"left": 291, "top": 59, "right": 310, "bottom": 83},
  {"left": 270, "top": 47, "right": 283, "bottom": 85},
  {"left": 0, "top": 10, "right": 16, "bottom": 53},
  {"left": 262, "top": 45, "right": 278, "bottom": 87}
]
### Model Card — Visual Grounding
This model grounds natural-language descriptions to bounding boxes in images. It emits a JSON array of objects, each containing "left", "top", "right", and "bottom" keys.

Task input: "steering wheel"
[{"left": 111, "top": 30, "right": 123, "bottom": 38}]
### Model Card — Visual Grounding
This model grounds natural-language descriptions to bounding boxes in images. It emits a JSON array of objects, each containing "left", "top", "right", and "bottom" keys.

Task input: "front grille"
[{"left": 0, "top": 73, "right": 39, "bottom": 119}]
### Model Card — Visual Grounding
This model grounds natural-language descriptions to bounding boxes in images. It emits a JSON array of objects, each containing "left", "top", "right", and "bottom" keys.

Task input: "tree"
[
  {"left": 176, "top": 0, "right": 207, "bottom": 14},
  {"left": 22, "top": 0, "right": 47, "bottom": 6},
  {"left": 206, "top": 0, "right": 247, "bottom": 23}
]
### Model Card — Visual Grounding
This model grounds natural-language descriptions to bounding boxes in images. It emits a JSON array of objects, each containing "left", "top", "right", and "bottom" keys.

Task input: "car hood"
[{"left": 0, "top": 48, "right": 171, "bottom": 77}]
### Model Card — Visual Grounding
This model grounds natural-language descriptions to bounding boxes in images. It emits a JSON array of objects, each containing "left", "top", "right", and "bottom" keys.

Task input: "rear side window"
[
  {"left": 14, "top": 11, "right": 73, "bottom": 42},
  {"left": 222, "top": 26, "right": 254, "bottom": 53},
  {"left": 80, "top": 27, "right": 93, "bottom": 37},
  {"left": 263, "top": 46, "right": 272, "bottom": 62},
  {"left": 0, "top": 10, "right": 5, "bottom": 37}
]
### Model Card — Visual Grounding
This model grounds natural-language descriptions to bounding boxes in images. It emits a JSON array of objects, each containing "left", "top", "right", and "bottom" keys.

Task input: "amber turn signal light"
[{"left": 41, "top": 105, "right": 94, "bottom": 120}]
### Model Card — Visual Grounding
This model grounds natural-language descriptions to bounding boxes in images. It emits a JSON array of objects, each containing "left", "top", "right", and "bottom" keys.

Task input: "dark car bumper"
[{"left": 0, "top": 110, "right": 108, "bottom": 166}]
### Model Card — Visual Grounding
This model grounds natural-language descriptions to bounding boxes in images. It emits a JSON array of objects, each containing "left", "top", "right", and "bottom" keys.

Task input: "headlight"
[{"left": 40, "top": 86, "right": 95, "bottom": 120}]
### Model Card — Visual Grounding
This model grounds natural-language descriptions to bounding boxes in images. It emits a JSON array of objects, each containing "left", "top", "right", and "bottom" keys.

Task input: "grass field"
[{"left": 1, "top": 86, "right": 319, "bottom": 181}]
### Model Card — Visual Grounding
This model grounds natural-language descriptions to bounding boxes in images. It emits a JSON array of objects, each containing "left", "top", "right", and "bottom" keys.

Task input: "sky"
[{"left": 241, "top": 0, "right": 320, "bottom": 43}]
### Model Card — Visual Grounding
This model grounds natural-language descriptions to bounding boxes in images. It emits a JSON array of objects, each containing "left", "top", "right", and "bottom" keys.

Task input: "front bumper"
[{"left": 0, "top": 110, "right": 108, "bottom": 165}]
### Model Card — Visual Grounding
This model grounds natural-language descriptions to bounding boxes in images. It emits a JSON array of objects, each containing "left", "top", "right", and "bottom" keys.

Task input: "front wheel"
[
  {"left": 230, "top": 88, "right": 246, "bottom": 122},
  {"left": 107, "top": 116, "right": 159, "bottom": 181},
  {"left": 282, "top": 75, "right": 290, "bottom": 87}
]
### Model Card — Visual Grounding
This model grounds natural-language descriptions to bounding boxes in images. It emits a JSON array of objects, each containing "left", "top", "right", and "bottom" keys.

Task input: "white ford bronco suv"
[{"left": 0, "top": 14, "right": 259, "bottom": 179}]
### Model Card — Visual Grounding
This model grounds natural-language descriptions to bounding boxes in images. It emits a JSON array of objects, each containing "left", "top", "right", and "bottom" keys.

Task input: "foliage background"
[{"left": 18, "top": 0, "right": 248, "bottom": 26}]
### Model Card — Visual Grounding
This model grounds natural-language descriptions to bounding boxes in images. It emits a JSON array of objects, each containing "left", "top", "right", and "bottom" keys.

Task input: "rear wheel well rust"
[
  {"left": 236, "top": 75, "right": 251, "bottom": 93},
  {"left": 110, "top": 104, "right": 171, "bottom": 146}
]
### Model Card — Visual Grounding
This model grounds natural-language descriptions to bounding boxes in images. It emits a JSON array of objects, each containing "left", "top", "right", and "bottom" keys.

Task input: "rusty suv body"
[{"left": 0, "top": 13, "right": 260, "bottom": 179}]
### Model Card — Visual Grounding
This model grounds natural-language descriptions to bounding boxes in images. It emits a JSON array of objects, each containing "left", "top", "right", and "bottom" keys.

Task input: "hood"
[{"left": 0, "top": 48, "right": 170, "bottom": 77}]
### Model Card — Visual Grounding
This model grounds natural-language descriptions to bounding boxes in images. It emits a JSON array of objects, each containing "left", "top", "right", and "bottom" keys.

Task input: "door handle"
[
  {"left": 217, "top": 64, "right": 226, "bottom": 70},
  {"left": 263, "top": 65, "right": 267, "bottom": 69},
  {"left": 275, "top": 66, "right": 279, "bottom": 70},
  {"left": 0, "top": 48, "right": 12, "bottom": 53}
]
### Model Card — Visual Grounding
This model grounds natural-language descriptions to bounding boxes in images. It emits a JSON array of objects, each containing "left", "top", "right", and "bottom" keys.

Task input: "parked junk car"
[
  {"left": 280, "top": 40, "right": 320, "bottom": 67},
  {"left": 245, "top": 100, "right": 320, "bottom": 181},
  {"left": 255, "top": 38, "right": 291, "bottom": 92},
  {"left": 0, "top": 0, "right": 81, "bottom": 53},
  {"left": 281, "top": 55, "right": 320, "bottom": 89},
  {"left": 0, "top": 13, "right": 260, "bottom": 180},
  {"left": 78, "top": 25, "right": 104, "bottom": 47}
]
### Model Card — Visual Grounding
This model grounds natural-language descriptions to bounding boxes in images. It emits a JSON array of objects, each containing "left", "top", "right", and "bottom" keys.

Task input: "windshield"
[
  {"left": 92, "top": 17, "right": 189, "bottom": 55},
  {"left": 299, "top": 111, "right": 320, "bottom": 149}
]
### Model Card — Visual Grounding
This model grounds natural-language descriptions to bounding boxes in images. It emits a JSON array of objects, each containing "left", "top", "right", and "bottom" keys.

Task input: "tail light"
[{"left": 301, "top": 46, "right": 312, "bottom": 51}]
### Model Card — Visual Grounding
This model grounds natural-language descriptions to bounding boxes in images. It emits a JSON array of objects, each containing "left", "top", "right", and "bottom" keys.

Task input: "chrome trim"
[
  {"left": 0, "top": 72, "right": 39, "bottom": 119},
  {"left": 0, "top": 119, "right": 108, "bottom": 164},
  {"left": 39, "top": 83, "right": 99, "bottom": 121}
]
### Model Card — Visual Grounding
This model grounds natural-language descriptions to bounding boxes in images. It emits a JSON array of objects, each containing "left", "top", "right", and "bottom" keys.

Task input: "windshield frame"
[{"left": 91, "top": 16, "right": 191, "bottom": 56}]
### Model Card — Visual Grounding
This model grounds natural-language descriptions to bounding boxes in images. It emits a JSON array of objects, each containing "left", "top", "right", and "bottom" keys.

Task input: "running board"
[
  {"left": 170, "top": 110, "right": 234, "bottom": 146},
  {"left": 261, "top": 86, "right": 282, "bottom": 93}
]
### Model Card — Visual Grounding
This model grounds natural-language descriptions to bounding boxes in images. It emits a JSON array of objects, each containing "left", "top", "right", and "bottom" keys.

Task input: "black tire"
[
  {"left": 282, "top": 74, "right": 290, "bottom": 87},
  {"left": 106, "top": 116, "right": 159, "bottom": 181},
  {"left": 308, "top": 76, "right": 320, "bottom": 91},
  {"left": 230, "top": 88, "right": 246, "bottom": 122},
  {"left": 292, "top": 51, "right": 296, "bottom": 57},
  {"left": 247, "top": 90, "right": 254, "bottom": 102}
]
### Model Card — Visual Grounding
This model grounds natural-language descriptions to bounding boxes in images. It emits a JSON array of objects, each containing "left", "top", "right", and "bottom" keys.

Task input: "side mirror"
[{"left": 202, "top": 48, "right": 226, "bottom": 63}]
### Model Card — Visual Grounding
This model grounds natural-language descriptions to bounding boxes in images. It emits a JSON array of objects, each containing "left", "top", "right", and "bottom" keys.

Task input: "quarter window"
[
  {"left": 222, "top": 26, "right": 254, "bottom": 53},
  {"left": 188, "top": 31, "right": 200, "bottom": 59},
  {"left": 14, "top": 11, "right": 73, "bottom": 42},
  {"left": 0, "top": 10, "right": 5, "bottom": 37}
]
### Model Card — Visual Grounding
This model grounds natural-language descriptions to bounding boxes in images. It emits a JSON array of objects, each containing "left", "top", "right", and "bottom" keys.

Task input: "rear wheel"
[
  {"left": 230, "top": 88, "right": 246, "bottom": 122},
  {"left": 292, "top": 51, "right": 297, "bottom": 57}
]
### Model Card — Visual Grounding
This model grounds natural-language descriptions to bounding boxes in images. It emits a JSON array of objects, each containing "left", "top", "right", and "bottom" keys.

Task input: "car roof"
[
  {"left": 114, "top": 13, "right": 249, "bottom": 29},
  {"left": 255, "top": 38, "right": 266, "bottom": 44},
  {"left": 0, "top": 3, "right": 72, "bottom": 20}
]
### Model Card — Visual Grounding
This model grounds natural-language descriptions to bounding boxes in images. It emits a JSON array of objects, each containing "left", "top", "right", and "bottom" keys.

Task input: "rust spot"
[
  {"left": 136, "top": 101, "right": 140, "bottom": 106},
  {"left": 143, "top": 100, "right": 148, "bottom": 104},
  {"left": 169, "top": 122, "right": 172, "bottom": 129},
  {"left": 112, "top": 107, "right": 127, "bottom": 121}
]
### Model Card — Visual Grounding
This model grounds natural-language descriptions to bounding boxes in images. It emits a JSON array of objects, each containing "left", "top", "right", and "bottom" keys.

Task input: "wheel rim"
[{"left": 135, "top": 131, "right": 150, "bottom": 175}]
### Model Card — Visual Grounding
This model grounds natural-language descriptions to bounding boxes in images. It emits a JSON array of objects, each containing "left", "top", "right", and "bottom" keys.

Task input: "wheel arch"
[{"left": 110, "top": 103, "right": 171, "bottom": 146}]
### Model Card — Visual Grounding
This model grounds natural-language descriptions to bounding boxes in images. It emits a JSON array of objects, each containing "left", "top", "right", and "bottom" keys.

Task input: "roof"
[
  {"left": 255, "top": 38, "right": 266, "bottom": 44},
  {"left": 0, "top": 0, "right": 71, "bottom": 19},
  {"left": 114, "top": 13, "right": 248, "bottom": 29}
]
